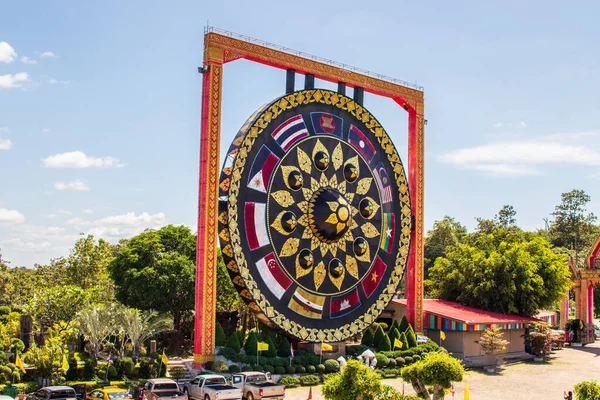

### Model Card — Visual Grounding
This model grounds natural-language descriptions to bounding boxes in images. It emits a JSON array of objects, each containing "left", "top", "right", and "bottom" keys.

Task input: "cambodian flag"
[{"left": 107, "top": 354, "right": 113, "bottom": 365}]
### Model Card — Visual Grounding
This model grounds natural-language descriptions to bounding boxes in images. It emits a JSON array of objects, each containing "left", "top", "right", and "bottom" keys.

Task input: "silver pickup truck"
[
  {"left": 231, "top": 372, "right": 285, "bottom": 400},
  {"left": 143, "top": 379, "right": 188, "bottom": 400},
  {"left": 182, "top": 375, "right": 242, "bottom": 400}
]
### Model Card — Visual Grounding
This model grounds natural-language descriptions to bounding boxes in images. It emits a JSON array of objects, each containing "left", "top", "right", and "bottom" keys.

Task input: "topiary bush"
[
  {"left": 377, "top": 334, "right": 391, "bottom": 352},
  {"left": 278, "top": 376, "right": 300, "bottom": 387},
  {"left": 242, "top": 365, "right": 254, "bottom": 372},
  {"left": 346, "top": 345, "right": 369, "bottom": 357},
  {"left": 412, "top": 354, "right": 421, "bottom": 362},
  {"left": 395, "top": 357, "right": 405, "bottom": 367},
  {"left": 373, "top": 325, "right": 385, "bottom": 348},
  {"left": 323, "top": 359, "right": 340, "bottom": 373},
  {"left": 404, "top": 356, "right": 414, "bottom": 365},
  {"left": 398, "top": 316, "right": 410, "bottom": 335},
  {"left": 228, "top": 364, "right": 241, "bottom": 373},
  {"left": 574, "top": 380, "right": 600, "bottom": 400},
  {"left": 263, "top": 365, "right": 275, "bottom": 374},
  {"left": 277, "top": 337, "right": 291, "bottom": 358},
  {"left": 274, "top": 366, "right": 286, "bottom": 374},
  {"left": 213, "top": 361, "right": 228, "bottom": 373},
  {"left": 169, "top": 366, "right": 187, "bottom": 381},
  {"left": 299, "top": 375, "right": 320, "bottom": 386},
  {"left": 387, "top": 358, "right": 396, "bottom": 367},
  {"left": 399, "top": 332, "right": 409, "bottom": 350},
  {"left": 215, "top": 323, "right": 226, "bottom": 346},
  {"left": 285, "top": 365, "right": 296, "bottom": 374},
  {"left": 316, "top": 364, "right": 325, "bottom": 373},
  {"left": 121, "top": 358, "right": 135, "bottom": 376},
  {"left": 406, "top": 325, "right": 418, "bottom": 348},
  {"left": 374, "top": 353, "right": 389, "bottom": 368},
  {"left": 306, "top": 365, "right": 316, "bottom": 373},
  {"left": 361, "top": 329, "right": 374, "bottom": 346},
  {"left": 296, "top": 365, "right": 306, "bottom": 373},
  {"left": 204, "top": 361, "right": 215, "bottom": 371},
  {"left": 378, "top": 323, "right": 388, "bottom": 331},
  {"left": 227, "top": 331, "right": 242, "bottom": 353},
  {"left": 264, "top": 336, "right": 278, "bottom": 358},
  {"left": 244, "top": 332, "right": 258, "bottom": 356}
]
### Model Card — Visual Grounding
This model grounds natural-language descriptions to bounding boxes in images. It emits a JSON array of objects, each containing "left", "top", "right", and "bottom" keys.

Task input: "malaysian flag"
[{"left": 373, "top": 162, "right": 392, "bottom": 203}]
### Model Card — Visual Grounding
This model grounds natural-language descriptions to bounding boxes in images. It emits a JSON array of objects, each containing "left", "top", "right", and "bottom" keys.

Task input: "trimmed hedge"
[
  {"left": 228, "top": 364, "right": 241, "bottom": 373},
  {"left": 306, "top": 365, "right": 316, "bottom": 373},
  {"left": 274, "top": 366, "right": 286, "bottom": 374},
  {"left": 278, "top": 376, "right": 300, "bottom": 387},
  {"left": 0, "top": 382, "right": 39, "bottom": 394},
  {"left": 299, "top": 375, "right": 320, "bottom": 386},
  {"left": 213, "top": 361, "right": 228, "bottom": 373},
  {"left": 296, "top": 365, "right": 306, "bottom": 373},
  {"left": 374, "top": 353, "right": 389, "bottom": 368},
  {"left": 285, "top": 365, "right": 296, "bottom": 374},
  {"left": 323, "top": 359, "right": 340, "bottom": 373},
  {"left": 316, "top": 364, "right": 325, "bottom": 373},
  {"left": 263, "top": 365, "right": 275, "bottom": 374}
]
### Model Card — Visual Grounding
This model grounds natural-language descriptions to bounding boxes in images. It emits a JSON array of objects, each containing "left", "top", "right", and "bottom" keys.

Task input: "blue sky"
[{"left": 1, "top": 1, "right": 600, "bottom": 266}]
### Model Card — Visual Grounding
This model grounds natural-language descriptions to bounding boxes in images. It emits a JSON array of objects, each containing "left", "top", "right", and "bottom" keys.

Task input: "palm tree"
[
  {"left": 119, "top": 309, "right": 172, "bottom": 362},
  {"left": 77, "top": 305, "right": 115, "bottom": 361}
]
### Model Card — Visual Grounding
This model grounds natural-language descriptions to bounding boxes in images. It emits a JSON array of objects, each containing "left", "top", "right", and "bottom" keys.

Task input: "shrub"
[
  {"left": 274, "top": 366, "right": 286, "bottom": 375},
  {"left": 378, "top": 334, "right": 391, "bottom": 352},
  {"left": 346, "top": 345, "right": 369, "bottom": 357},
  {"left": 218, "top": 347, "right": 238, "bottom": 360},
  {"left": 83, "top": 359, "right": 97, "bottom": 380},
  {"left": 378, "top": 323, "right": 388, "bottom": 331},
  {"left": 169, "top": 366, "right": 187, "bottom": 380},
  {"left": 390, "top": 319, "right": 400, "bottom": 333},
  {"left": 323, "top": 359, "right": 340, "bottom": 373},
  {"left": 387, "top": 358, "right": 396, "bottom": 367},
  {"left": 213, "top": 361, "right": 228, "bottom": 373},
  {"left": 228, "top": 364, "right": 241, "bottom": 373},
  {"left": 291, "top": 350, "right": 321, "bottom": 367},
  {"left": 121, "top": 358, "right": 135, "bottom": 376},
  {"left": 204, "top": 361, "right": 214, "bottom": 371},
  {"left": 395, "top": 357, "right": 405, "bottom": 367},
  {"left": 322, "top": 360, "right": 384, "bottom": 400},
  {"left": 278, "top": 376, "right": 300, "bottom": 387},
  {"left": 285, "top": 365, "right": 296, "bottom": 374},
  {"left": 401, "top": 352, "right": 464, "bottom": 399},
  {"left": 242, "top": 365, "right": 253, "bottom": 372},
  {"left": 404, "top": 356, "right": 414, "bottom": 365},
  {"left": 264, "top": 336, "right": 278, "bottom": 358},
  {"left": 388, "top": 327, "right": 401, "bottom": 350},
  {"left": 296, "top": 365, "right": 306, "bottom": 373},
  {"left": 406, "top": 325, "right": 418, "bottom": 348},
  {"left": 398, "top": 316, "right": 410, "bottom": 335},
  {"left": 277, "top": 337, "right": 291, "bottom": 358},
  {"left": 245, "top": 332, "right": 258, "bottom": 356},
  {"left": 316, "top": 364, "right": 325, "bottom": 373},
  {"left": 107, "top": 365, "right": 119, "bottom": 380},
  {"left": 574, "top": 380, "right": 600, "bottom": 400},
  {"left": 227, "top": 331, "right": 242, "bottom": 353},
  {"left": 373, "top": 325, "right": 386, "bottom": 347},
  {"left": 361, "top": 329, "right": 374, "bottom": 346},
  {"left": 215, "top": 323, "right": 226, "bottom": 347},
  {"left": 306, "top": 365, "right": 316, "bottom": 373},
  {"left": 374, "top": 353, "right": 389, "bottom": 368},
  {"left": 65, "top": 358, "right": 78, "bottom": 380},
  {"left": 399, "top": 332, "right": 409, "bottom": 350},
  {"left": 264, "top": 365, "right": 275, "bottom": 374},
  {"left": 299, "top": 375, "right": 320, "bottom": 386},
  {"left": 412, "top": 354, "right": 421, "bottom": 361}
]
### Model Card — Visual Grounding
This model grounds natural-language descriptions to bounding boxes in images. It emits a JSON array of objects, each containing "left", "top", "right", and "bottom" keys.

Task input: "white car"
[{"left": 183, "top": 375, "right": 242, "bottom": 400}]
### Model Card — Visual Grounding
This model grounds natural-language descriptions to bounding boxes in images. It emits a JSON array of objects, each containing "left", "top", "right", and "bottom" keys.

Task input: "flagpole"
[{"left": 157, "top": 351, "right": 162, "bottom": 378}]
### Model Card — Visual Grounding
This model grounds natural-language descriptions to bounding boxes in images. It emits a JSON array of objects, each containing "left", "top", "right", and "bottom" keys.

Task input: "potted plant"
[
  {"left": 478, "top": 327, "right": 509, "bottom": 373},
  {"left": 526, "top": 322, "right": 552, "bottom": 362}
]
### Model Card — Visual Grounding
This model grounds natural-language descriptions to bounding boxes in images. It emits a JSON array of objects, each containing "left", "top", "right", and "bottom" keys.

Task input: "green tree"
[
  {"left": 399, "top": 332, "right": 409, "bottom": 350},
  {"left": 215, "top": 249, "right": 242, "bottom": 312},
  {"left": 373, "top": 325, "right": 385, "bottom": 348},
  {"left": 401, "top": 352, "right": 464, "bottom": 400},
  {"left": 398, "top": 316, "right": 410, "bottom": 335},
  {"left": 390, "top": 319, "right": 400, "bottom": 333},
  {"left": 244, "top": 332, "right": 258, "bottom": 356},
  {"left": 264, "top": 336, "right": 277, "bottom": 358},
  {"left": 388, "top": 327, "right": 400, "bottom": 350},
  {"left": 277, "top": 336, "right": 291, "bottom": 358},
  {"left": 478, "top": 327, "right": 509, "bottom": 355},
  {"left": 406, "top": 325, "right": 418, "bottom": 348},
  {"left": 118, "top": 308, "right": 172, "bottom": 362},
  {"left": 574, "top": 380, "right": 600, "bottom": 400},
  {"left": 77, "top": 305, "right": 115, "bottom": 361},
  {"left": 495, "top": 205, "right": 517, "bottom": 228},
  {"left": 377, "top": 334, "right": 391, "bottom": 352},
  {"left": 215, "top": 323, "right": 226, "bottom": 347},
  {"left": 361, "top": 328, "right": 374, "bottom": 347},
  {"left": 28, "top": 285, "right": 88, "bottom": 329},
  {"left": 424, "top": 216, "right": 467, "bottom": 279},
  {"left": 549, "top": 189, "right": 597, "bottom": 254},
  {"left": 426, "top": 228, "right": 571, "bottom": 316},
  {"left": 322, "top": 359, "right": 384, "bottom": 400},
  {"left": 109, "top": 225, "right": 196, "bottom": 332},
  {"left": 227, "top": 332, "right": 242, "bottom": 353}
]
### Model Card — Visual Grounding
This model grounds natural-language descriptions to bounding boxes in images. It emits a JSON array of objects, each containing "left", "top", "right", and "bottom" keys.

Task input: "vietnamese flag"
[{"left": 361, "top": 256, "right": 387, "bottom": 298}]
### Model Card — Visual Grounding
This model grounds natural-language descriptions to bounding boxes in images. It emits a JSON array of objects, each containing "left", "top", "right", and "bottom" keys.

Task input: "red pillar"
[
  {"left": 194, "top": 51, "right": 224, "bottom": 367},
  {"left": 406, "top": 103, "right": 425, "bottom": 332}
]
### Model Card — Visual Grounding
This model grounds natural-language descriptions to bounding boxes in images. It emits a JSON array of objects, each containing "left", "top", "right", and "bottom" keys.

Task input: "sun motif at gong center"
[{"left": 268, "top": 136, "right": 382, "bottom": 294}]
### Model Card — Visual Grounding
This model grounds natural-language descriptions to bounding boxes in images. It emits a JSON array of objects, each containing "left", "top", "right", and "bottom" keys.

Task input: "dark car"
[{"left": 26, "top": 387, "right": 78, "bottom": 400}]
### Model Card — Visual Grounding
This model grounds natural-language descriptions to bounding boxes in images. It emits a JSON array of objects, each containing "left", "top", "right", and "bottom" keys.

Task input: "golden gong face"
[{"left": 217, "top": 89, "right": 411, "bottom": 343}]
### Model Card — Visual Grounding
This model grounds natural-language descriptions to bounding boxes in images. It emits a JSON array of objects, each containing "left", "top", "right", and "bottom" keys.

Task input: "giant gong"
[{"left": 218, "top": 89, "right": 411, "bottom": 342}]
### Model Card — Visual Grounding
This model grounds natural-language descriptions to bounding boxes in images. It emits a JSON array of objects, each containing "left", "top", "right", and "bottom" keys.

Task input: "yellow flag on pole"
[
  {"left": 394, "top": 338, "right": 403, "bottom": 349},
  {"left": 15, "top": 353, "right": 26, "bottom": 374},
  {"left": 580, "top": 320, "right": 584, "bottom": 330},
  {"left": 464, "top": 382, "right": 470, "bottom": 400},
  {"left": 62, "top": 355, "right": 69, "bottom": 372},
  {"left": 258, "top": 342, "right": 269, "bottom": 351},
  {"left": 161, "top": 350, "right": 169, "bottom": 365},
  {"left": 440, "top": 331, "right": 446, "bottom": 341},
  {"left": 321, "top": 343, "right": 333, "bottom": 352}
]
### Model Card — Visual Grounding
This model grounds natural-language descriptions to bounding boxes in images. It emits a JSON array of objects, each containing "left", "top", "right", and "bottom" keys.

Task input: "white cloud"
[
  {"left": 47, "top": 79, "right": 70, "bottom": 85},
  {"left": 493, "top": 122, "right": 503, "bottom": 128},
  {"left": 0, "top": 127, "right": 8, "bottom": 133},
  {"left": 54, "top": 179, "right": 90, "bottom": 191},
  {"left": 65, "top": 217, "right": 88, "bottom": 226},
  {"left": 518, "top": 121, "right": 527, "bottom": 128},
  {"left": 0, "top": 208, "right": 25, "bottom": 224},
  {"left": 41, "top": 128, "right": 50, "bottom": 133},
  {"left": 0, "top": 42, "right": 17, "bottom": 63},
  {"left": 2, "top": 238, "right": 52, "bottom": 252},
  {"left": 42, "top": 151, "right": 125, "bottom": 168},
  {"left": 0, "top": 139, "right": 12, "bottom": 150},
  {"left": 440, "top": 132, "right": 600, "bottom": 176},
  {"left": 40, "top": 51, "right": 57, "bottom": 58},
  {"left": 0, "top": 72, "right": 29, "bottom": 89},
  {"left": 86, "top": 212, "right": 167, "bottom": 239},
  {"left": 20, "top": 56, "right": 36, "bottom": 64},
  {"left": 82, "top": 209, "right": 95, "bottom": 214},
  {"left": 56, "top": 209, "right": 71, "bottom": 215}
]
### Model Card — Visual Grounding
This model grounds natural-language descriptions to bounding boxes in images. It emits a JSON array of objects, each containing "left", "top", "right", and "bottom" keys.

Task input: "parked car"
[
  {"left": 143, "top": 379, "right": 188, "bottom": 400},
  {"left": 231, "top": 372, "right": 285, "bottom": 400},
  {"left": 26, "top": 387, "right": 78, "bottom": 400},
  {"left": 594, "top": 324, "right": 600, "bottom": 339},
  {"left": 182, "top": 374, "right": 242, "bottom": 400},
  {"left": 87, "top": 387, "right": 132, "bottom": 400},
  {"left": 1, "top": 395, "right": 16, "bottom": 400}
]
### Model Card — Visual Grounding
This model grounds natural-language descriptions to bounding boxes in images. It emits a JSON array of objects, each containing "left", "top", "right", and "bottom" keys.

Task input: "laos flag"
[{"left": 348, "top": 125, "right": 376, "bottom": 163}]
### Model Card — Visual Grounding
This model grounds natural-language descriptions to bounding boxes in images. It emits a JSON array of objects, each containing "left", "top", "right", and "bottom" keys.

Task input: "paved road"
[{"left": 285, "top": 342, "right": 600, "bottom": 399}]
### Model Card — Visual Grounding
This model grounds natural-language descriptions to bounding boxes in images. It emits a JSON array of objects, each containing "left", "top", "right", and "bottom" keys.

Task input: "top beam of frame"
[{"left": 203, "top": 27, "right": 424, "bottom": 110}]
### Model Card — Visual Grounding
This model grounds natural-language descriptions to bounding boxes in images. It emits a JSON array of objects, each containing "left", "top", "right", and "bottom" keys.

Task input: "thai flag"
[
  {"left": 107, "top": 354, "right": 113, "bottom": 365},
  {"left": 247, "top": 146, "right": 280, "bottom": 193},
  {"left": 125, "top": 390, "right": 132, "bottom": 399},
  {"left": 290, "top": 344, "right": 294, "bottom": 359},
  {"left": 271, "top": 115, "right": 309, "bottom": 151}
]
